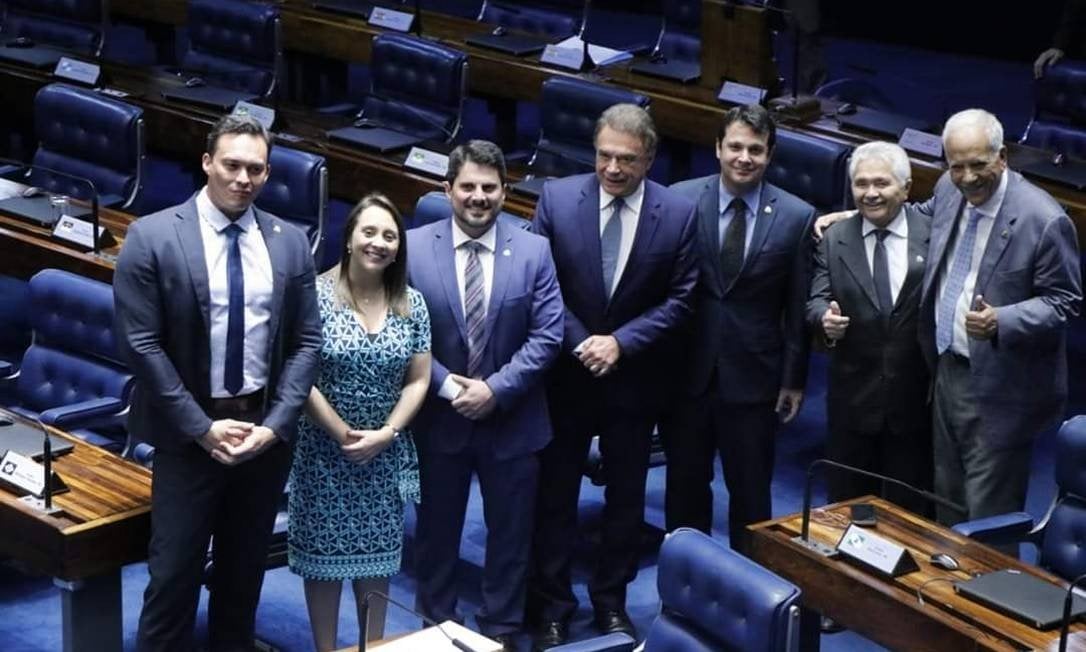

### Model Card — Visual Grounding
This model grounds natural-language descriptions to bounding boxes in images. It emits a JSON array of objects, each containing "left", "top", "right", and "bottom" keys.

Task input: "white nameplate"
[
  {"left": 899, "top": 128, "right": 943, "bottom": 158},
  {"left": 836, "top": 523, "right": 919, "bottom": 577},
  {"left": 0, "top": 449, "right": 46, "bottom": 496},
  {"left": 403, "top": 147, "right": 449, "bottom": 178},
  {"left": 540, "top": 44, "right": 584, "bottom": 71},
  {"left": 52, "top": 214, "right": 109, "bottom": 250},
  {"left": 718, "top": 81, "right": 766, "bottom": 106},
  {"left": 369, "top": 7, "right": 415, "bottom": 32},
  {"left": 54, "top": 57, "right": 100, "bottom": 85},
  {"left": 97, "top": 87, "right": 130, "bottom": 98},
  {"left": 232, "top": 101, "right": 275, "bottom": 131}
]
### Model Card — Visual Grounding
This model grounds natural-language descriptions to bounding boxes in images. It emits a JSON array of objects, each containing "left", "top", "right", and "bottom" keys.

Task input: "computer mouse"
[
  {"left": 930, "top": 552, "right": 960, "bottom": 571},
  {"left": 836, "top": 102, "right": 857, "bottom": 116},
  {"left": 21, "top": 186, "right": 43, "bottom": 198},
  {"left": 184, "top": 76, "right": 205, "bottom": 88},
  {"left": 0, "top": 415, "right": 12, "bottom": 426},
  {"left": 491, "top": 25, "right": 506, "bottom": 37},
  {"left": 7, "top": 36, "right": 34, "bottom": 48}
]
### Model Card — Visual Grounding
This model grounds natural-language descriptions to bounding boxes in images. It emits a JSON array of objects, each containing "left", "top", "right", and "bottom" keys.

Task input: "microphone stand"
[
  {"left": 358, "top": 590, "right": 479, "bottom": 652},
  {"left": 1059, "top": 573, "right": 1086, "bottom": 652}
]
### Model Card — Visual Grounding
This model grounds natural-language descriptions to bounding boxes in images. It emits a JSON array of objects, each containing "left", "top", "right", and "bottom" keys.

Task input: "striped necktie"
[
  {"left": 462, "top": 240, "right": 487, "bottom": 377},
  {"left": 936, "top": 208, "right": 982, "bottom": 353}
]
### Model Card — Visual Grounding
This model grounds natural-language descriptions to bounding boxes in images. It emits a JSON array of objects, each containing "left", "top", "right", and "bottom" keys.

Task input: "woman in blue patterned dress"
[{"left": 288, "top": 193, "right": 431, "bottom": 651}]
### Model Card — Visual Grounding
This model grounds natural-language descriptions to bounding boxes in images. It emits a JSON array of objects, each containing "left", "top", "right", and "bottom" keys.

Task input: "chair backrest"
[
  {"left": 655, "top": 0, "right": 700, "bottom": 63},
  {"left": 766, "top": 129, "right": 851, "bottom": 213},
  {"left": 1041, "top": 415, "right": 1086, "bottom": 579},
  {"left": 362, "top": 33, "right": 468, "bottom": 143},
  {"left": 645, "top": 528, "right": 800, "bottom": 652},
  {"left": 29, "top": 83, "right": 145, "bottom": 209},
  {"left": 181, "top": 0, "right": 281, "bottom": 96},
  {"left": 256, "top": 145, "right": 327, "bottom": 258},
  {"left": 0, "top": 274, "right": 31, "bottom": 369},
  {"left": 410, "top": 190, "right": 530, "bottom": 231},
  {"left": 1022, "top": 61, "right": 1086, "bottom": 159},
  {"left": 0, "top": 0, "right": 105, "bottom": 55},
  {"left": 16, "top": 269, "right": 132, "bottom": 414},
  {"left": 530, "top": 76, "right": 650, "bottom": 179},
  {"left": 478, "top": 1, "right": 580, "bottom": 39}
]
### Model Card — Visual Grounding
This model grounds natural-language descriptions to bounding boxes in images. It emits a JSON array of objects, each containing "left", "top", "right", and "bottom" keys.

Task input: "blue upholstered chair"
[
  {"left": 953, "top": 416, "right": 1086, "bottom": 581},
  {"left": 0, "top": 275, "right": 31, "bottom": 405},
  {"left": 255, "top": 145, "right": 327, "bottom": 258},
  {"left": 548, "top": 528, "right": 801, "bottom": 652},
  {"left": 0, "top": 0, "right": 106, "bottom": 56},
  {"left": 766, "top": 130, "right": 851, "bottom": 213},
  {"left": 410, "top": 190, "right": 529, "bottom": 231},
  {"left": 357, "top": 33, "right": 469, "bottom": 144},
  {"left": 1022, "top": 61, "right": 1086, "bottom": 159},
  {"left": 478, "top": 1, "right": 580, "bottom": 39},
  {"left": 179, "top": 0, "right": 281, "bottom": 97},
  {"left": 2, "top": 269, "right": 134, "bottom": 454},
  {"left": 5, "top": 83, "right": 146, "bottom": 210},
  {"left": 654, "top": 0, "right": 700, "bottom": 64}
]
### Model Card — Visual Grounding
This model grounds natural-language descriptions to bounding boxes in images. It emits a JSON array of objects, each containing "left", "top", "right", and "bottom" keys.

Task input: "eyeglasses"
[{"left": 596, "top": 151, "right": 642, "bottom": 167}]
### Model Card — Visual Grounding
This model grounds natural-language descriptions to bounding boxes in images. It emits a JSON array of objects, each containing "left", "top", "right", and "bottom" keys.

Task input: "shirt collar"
[
  {"left": 599, "top": 180, "right": 645, "bottom": 216},
  {"left": 196, "top": 186, "right": 257, "bottom": 234},
  {"left": 451, "top": 218, "right": 497, "bottom": 252},
  {"left": 861, "top": 207, "right": 908, "bottom": 238},
  {"left": 718, "top": 178, "right": 762, "bottom": 217},
  {"left": 968, "top": 169, "right": 1008, "bottom": 219}
]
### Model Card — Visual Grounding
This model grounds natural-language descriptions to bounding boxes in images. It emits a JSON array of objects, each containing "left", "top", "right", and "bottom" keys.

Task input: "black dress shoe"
[
  {"left": 531, "top": 620, "right": 568, "bottom": 651},
  {"left": 594, "top": 608, "right": 637, "bottom": 638},
  {"left": 492, "top": 633, "right": 518, "bottom": 651}
]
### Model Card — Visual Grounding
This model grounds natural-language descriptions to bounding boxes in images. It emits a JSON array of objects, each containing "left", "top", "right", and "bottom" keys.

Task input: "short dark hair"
[
  {"left": 332, "top": 193, "right": 411, "bottom": 317},
  {"left": 446, "top": 139, "right": 507, "bottom": 186},
  {"left": 717, "top": 104, "right": 776, "bottom": 151},
  {"left": 205, "top": 113, "right": 273, "bottom": 158}
]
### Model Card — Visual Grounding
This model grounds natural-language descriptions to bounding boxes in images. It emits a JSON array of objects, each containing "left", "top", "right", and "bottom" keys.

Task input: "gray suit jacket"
[
  {"left": 918, "top": 171, "right": 1082, "bottom": 447},
  {"left": 113, "top": 195, "right": 322, "bottom": 451}
]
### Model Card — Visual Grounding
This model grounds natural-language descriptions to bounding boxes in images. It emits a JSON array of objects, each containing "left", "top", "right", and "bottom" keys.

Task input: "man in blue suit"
[
  {"left": 113, "top": 114, "right": 322, "bottom": 652},
  {"left": 665, "top": 104, "right": 815, "bottom": 552},
  {"left": 528, "top": 104, "right": 697, "bottom": 649},
  {"left": 408, "top": 140, "right": 563, "bottom": 650}
]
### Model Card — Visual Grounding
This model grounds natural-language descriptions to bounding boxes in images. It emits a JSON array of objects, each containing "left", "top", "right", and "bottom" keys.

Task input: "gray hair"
[
  {"left": 941, "top": 109, "right": 1003, "bottom": 154},
  {"left": 594, "top": 103, "right": 658, "bottom": 158},
  {"left": 849, "top": 141, "right": 911, "bottom": 186}
]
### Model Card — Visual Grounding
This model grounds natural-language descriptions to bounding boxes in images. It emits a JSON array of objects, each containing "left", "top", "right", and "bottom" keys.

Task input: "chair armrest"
[
  {"left": 39, "top": 396, "right": 124, "bottom": 428},
  {"left": 0, "top": 164, "right": 27, "bottom": 180},
  {"left": 544, "top": 633, "right": 636, "bottom": 652},
  {"left": 952, "top": 512, "right": 1035, "bottom": 545},
  {"left": 129, "top": 441, "right": 155, "bottom": 468},
  {"left": 0, "top": 360, "right": 12, "bottom": 377}
]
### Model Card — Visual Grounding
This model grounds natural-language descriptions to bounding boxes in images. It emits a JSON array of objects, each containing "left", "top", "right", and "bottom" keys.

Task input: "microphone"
[
  {"left": 353, "top": 92, "right": 456, "bottom": 143},
  {"left": 359, "top": 590, "right": 480, "bottom": 652},
  {"left": 412, "top": 0, "right": 422, "bottom": 37},
  {"left": 40, "top": 418, "right": 52, "bottom": 510},
  {"left": 794, "top": 458, "right": 968, "bottom": 556},
  {"left": 1059, "top": 573, "right": 1086, "bottom": 652}
]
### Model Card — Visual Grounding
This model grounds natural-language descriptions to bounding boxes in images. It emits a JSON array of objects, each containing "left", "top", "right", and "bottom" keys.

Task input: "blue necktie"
[
  {"left": 872, "top": 229, "right": 893, "bottom": 317},
  {"left": 936, "top": 208, "right": 982, "bottom": 353},
  {"left": 601, "top": 197, "right": 624, "bottom": 298},
  {"left": 462, "top": 240, "right": 487, "bottom": 377},
  {"left": 224, "top": 223, "right": 245, "bottom": 395}
]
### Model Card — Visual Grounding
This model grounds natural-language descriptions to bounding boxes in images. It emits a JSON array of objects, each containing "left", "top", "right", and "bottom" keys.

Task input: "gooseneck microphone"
[
  {"left": 795, "top": 458, "right": 968, "bottom": 555},
  {"left": 40, "top": 419, "right": 52, "bottom": 510},
  {"left": 359, "top": 590, "right": 479, "bottom": 652},
  {"left": 1059, "top": 572, "right": 1086, "bottom": 652}
]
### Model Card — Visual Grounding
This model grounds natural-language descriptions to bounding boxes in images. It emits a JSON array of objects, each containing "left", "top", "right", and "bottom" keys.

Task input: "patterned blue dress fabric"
[{"left": 288, "top": 278, "right": 430, "bottom": 580}]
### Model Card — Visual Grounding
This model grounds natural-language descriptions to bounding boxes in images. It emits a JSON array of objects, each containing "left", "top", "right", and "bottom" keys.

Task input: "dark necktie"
[
  {"left": 719, "top": 197, "right": 747, "bottom": 287},
  {"left": 600, "top": 197, "right": 624, "bottom": 298},
  {"left": 872, "top": 229, "right": 894, "bottom": 317},
  {"left": 224, "top": 223, "right": 245, "bottom": 395},
  {"left": 463, "top": 240, "right": 487, "bottom": 377}
]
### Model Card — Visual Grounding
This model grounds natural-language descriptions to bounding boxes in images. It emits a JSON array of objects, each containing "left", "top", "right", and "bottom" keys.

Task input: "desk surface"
[
  {"left": 0, "top": 420, "right": 151, "bottom": 582},
  {"left": 749, "top": 497, "right": 1086, "bottom": 651}
]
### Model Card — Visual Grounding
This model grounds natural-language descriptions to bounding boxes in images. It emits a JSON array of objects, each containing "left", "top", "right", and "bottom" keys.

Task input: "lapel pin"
[
  {"left": 1001, "top": 229, "right": 1008, "bottom": 238},
  {"left": 272, "top": 224, "right": 281, "bottom": 233},
  {"left": 916, "top": 255, "right": 924, "bottom": 263},
  {"left": 763, "top": 206, "right": 772, "bottom": 214},
  {"left": 502, "top": 248, "right": 511, "bottom": 257}
]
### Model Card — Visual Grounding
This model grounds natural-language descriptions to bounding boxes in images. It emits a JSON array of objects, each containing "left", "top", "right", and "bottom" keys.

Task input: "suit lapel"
[
  {"left": 838, "top": 217, "right": 881, "bottom": 312},
  {"left": 974, "top": 176, "right": 1018, "bottom": 297},
  {"left": 737, "top": 184, "right": 779, "bottom": 282},
  {"left": 175, "top": 200, "right": 211, "bottom": 333},
  {"left": 433, "top": 221, "right": 468, "bottom": 347},
  {"left": 613, "top": 182, "right": 662, "bottom": 302},
  {"left": 255, "top": 209, "right": 288, "bottom": 348},
  {"left": 895, "top": 207, "right": 929, "bottom": 312},
  {"left": 923, "top": 196, "right": 965, "bottom": 299},
  {"left": 482, "top": 222, "right": 513, "bottom": 347},
  {"left": 697, "top": 179, "right": 724, "bottom": 295},
  {"left": 579, "top": 179, "right": 608, "bottom": 305}
]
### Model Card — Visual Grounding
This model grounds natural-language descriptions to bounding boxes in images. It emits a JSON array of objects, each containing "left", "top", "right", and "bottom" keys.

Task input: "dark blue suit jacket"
[
  {"left": 113, "top": 195, "right": 322, "bottom": 451},
  {"left": 669, "top": 175, "right": 815, "bottom": 403},
  {"left": 532, "top": 173, "right": 697, "bottom": 415},
  {"left": 407, "top": 218, "right": 564, "bottom": 460}
]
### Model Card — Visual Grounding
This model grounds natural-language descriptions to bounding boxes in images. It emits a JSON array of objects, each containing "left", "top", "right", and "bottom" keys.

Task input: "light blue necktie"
[
  {"left": 462, "top": 240, "right": 487, "bottom": 377},
  {"left": 600, "top": 197, "right": 624, "bottom": 298},
  {"left": 224, "top": 223, "right": 245, "bottom": 395},
  {"left": 936, "top": 208, "right": 982, "bottom": 353}
]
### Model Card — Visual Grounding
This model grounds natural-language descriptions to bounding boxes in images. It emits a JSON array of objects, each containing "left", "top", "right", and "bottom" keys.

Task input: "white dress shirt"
[
  {"left": 936, "top": 171, "right": 1008, "bottom": 357},
  {"left": 599, "top": 180, "right": 644, "bottom": 297},
  {"left": 439, "top": 220, "right": 498, "bottom": 400},
  {"left": 196, "top": 188, "right": 274, "bottom": 397},
  {"left": 861, "top": 208, "right": 909, "bottom": 306}
]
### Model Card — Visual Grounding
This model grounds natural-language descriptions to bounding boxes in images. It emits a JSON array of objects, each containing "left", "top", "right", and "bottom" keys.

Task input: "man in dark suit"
[
  {"left": 528, "top": 104, "right": 697, "bottom": 649},
  {"left": 665, "top": 104, "right": 814, "bottom": 552},
  {"left": 408, "top": 140, "right": 563, "bottom": 650},
  {"left": 113, "top": 114, "right": 322, "bottom": 652},
  {"left": 918, "top": 109, "right": 1081, "bottom": 523},
  {"left": 807, "top": 141, "right": 932, "bottom": 513}
]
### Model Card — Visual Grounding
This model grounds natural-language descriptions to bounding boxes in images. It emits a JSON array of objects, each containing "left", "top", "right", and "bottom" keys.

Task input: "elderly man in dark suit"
[
  {"left": 113, "top": 114, "right": 322, "bottom": 652},
  {"left": 664, "top": 104, "right": 815, "bottom": 552},
  {"left": 807, "top": 141, "right": 932, "bottom": 513},
  {"left": 528, "top": 103, "right": 697, "bottom": 649}
]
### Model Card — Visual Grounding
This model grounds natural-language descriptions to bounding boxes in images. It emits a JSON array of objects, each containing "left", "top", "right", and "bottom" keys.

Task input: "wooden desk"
[
  {"left": 749, "top": 497, "right": 1086, "bottom": 651},
  {"left": 0, "top": 417, "right": 152, "bottom": 652}
]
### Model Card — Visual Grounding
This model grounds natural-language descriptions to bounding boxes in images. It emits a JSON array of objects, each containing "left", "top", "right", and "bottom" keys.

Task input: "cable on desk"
[{"left": 916, "top": 577, "right": 956, "bottom": 607}]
